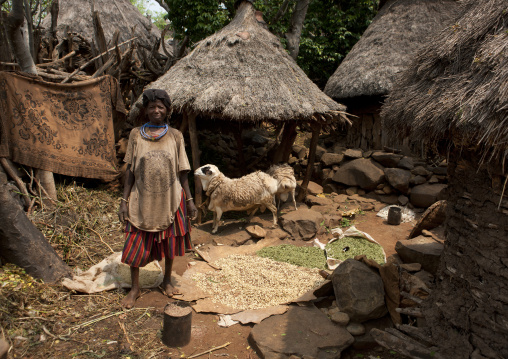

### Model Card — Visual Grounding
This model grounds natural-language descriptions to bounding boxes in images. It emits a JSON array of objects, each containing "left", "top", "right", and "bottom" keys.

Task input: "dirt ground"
[{"left": 1, "top": 184, "right": 415, "bottom": 359}]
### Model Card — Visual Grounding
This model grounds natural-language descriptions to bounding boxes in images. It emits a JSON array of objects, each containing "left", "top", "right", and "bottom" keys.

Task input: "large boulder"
[
  {"left": 410, "top": 184, "right": 447, "bottom": 208},
  {"left": 343, "top": 148, "right": 363, "bottom": 159},
  {"left": 279, "top": 209, "right": 324, "bottom": 240},
  {"left": 371, "top": 152, "right": 403, "bottom": 167},
  {"left": 332, "top": 158, "right": 385, "bottom": 190},
  {"left": 384, "top": 168, "right": 411, "bottom": 195},
  {"left": 398, "top": 156, "right": 415, "bottom": 170},
  {"left": 321, "top": 152, "right": 344, "bottom": 167},
  {"left": 332, "top": 259, "right": 387, "bottom": 323},
  {"left": 395, "top": 236, "right": 443, "bottom": 275},
  {"left": 249, "top": 306, "right": 354, "bottom": 359}
]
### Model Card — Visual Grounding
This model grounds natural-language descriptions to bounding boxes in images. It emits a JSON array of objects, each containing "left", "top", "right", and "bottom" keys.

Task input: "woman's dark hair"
[
  {"left": 138, "top": 89, "right": 173, "bottom": 125},
  {"left": 142, "top": 89, "right": 172, "bottom": 110}
]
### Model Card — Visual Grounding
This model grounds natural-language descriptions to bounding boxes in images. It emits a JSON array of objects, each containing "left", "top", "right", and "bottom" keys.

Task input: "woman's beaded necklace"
[{"left": 140, "top": 122, "right": 168, "bottom": 141}]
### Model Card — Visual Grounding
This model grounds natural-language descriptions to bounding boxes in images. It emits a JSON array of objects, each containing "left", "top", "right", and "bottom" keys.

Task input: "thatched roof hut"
[
  {"left": 323, "top": 0, "right": 460, "bottom": 152},
  {"left": 325, "top": 0, "right": 459, "bottom": 100},
  {"left": 381, "top": 0, "right": 508, "bottom": 357},
  {"left": 140, "top": 1, "right": 347, "bottom": 125},
  {"left": 41, "top": 0, "right": 163, "bottom": 51},
  {"left": 381, "top": 0, "right": 508, "bottom": 164},
  {"left": 135, "top": 0, "right": 348, "bottom": 216}
]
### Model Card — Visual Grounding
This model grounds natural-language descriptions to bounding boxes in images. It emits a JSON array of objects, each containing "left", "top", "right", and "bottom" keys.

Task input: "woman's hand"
[
  {"left": 187, "top": 200, "right": 198, "bottom": 221},
  {"left": 118, "top": 201, "right": 128, "bottom": 223}
]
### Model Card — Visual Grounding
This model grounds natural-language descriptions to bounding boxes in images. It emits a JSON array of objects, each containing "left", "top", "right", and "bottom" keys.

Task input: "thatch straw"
[
  {"left": 381, "top": 0, "right": 508, "bottom": 164},
  {"left": 136, "top": 1, "right": 347, "bottom": 125},
  {"left": 41, "top": 0, "right": 165, "bottom": 51},
  {"left": 324, "top": 0, "right": 460, "bottom": 100}
]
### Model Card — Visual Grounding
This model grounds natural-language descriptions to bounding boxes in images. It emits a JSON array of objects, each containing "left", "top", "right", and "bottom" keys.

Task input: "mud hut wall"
[
  {"left": 425, "top": 152, "right": 508, "bottom": 358},
  {"left": 341, "top": 99, "right": 416, "bottom": 155}
]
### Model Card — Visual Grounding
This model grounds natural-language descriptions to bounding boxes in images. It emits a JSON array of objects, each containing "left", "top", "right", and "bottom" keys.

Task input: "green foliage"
[
  {"left": 162, "top": 0, "right": 378, "bottom": 87},
  {"left": 1, "top": 0, "right": 54, "bottom": 26},
  {"left": 298, "top": 0, "right": 378, "bottom": 88},
  {"left": 130, "top": 0, "right": 167, "bottom": 31},
  {"left": 164, "top": 0, "right": 234, "bottom": 44}
]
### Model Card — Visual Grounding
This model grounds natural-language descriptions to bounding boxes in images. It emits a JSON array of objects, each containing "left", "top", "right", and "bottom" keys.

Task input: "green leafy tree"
[
  {"left": 129, "top": 0, "right": 167, "bottom": 31},
  {"left": 162, "top": 0, "right": 377, "bottom": 87}
]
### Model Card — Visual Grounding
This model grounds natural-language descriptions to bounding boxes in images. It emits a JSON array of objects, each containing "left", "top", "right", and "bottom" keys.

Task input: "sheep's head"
[{"left": 194, "top": 164, "right": 221, "bottom": 191}]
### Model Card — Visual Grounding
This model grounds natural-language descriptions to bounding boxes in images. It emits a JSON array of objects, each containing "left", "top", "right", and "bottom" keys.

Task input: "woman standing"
[{"left": 118, "top": 89, "right": 197, "bottom": 308}]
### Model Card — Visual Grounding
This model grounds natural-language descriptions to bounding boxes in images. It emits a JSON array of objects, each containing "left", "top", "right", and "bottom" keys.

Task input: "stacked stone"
[{"left": 290, "top": 144, "right": 448, "bottom": 208}]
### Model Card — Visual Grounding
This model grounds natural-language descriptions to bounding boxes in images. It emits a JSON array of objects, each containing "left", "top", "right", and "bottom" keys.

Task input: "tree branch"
[
  {"left": 269, "top": 0, "right": 291, "bottom": 25},
  {"left": 153, "top": 0, "right": 169, "bottom": 13}
]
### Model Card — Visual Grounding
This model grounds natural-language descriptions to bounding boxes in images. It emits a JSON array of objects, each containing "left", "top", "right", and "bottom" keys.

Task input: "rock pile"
[{"left": 290, "top": 144, "right": 448, "bottom": 209}]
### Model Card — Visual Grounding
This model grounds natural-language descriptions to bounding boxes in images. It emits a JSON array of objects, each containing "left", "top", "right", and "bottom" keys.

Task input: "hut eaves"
[
  {"left": 381, "top": 0, "right": 508, "bottom": 163},
  {"left": 142, "top": 1, "right": 347, "bottom": 125},
  {"left": 324, "top": 0, "right": 460, "bottom": 100}
]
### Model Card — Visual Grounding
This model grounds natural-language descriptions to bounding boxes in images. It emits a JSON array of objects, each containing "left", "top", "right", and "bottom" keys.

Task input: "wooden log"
[
  {"left": 400, "top": 291, "right": 424, "bottom": 305},
  {"left": 371, "top": 328, "right": 444, "bottom": 359},
  {"left": 91, "top": 9, "right": 108, "bottom": 68},
  {"left": 296, "top": 123, "right": 321, "bottom": 202},
  {"left": 0, "top": 158, "right": 31, "bottom": 210},
  {"left": 395, "top": 307, "right": 424, "bottom": 318},
  {"left": 162, "top": 303, "right": 192, "bottom": 347},
  {"left": 187, "top": 112, "right": 202, "bottom": 223},
  {"left": 37, "top": 50, "right": 76, "bottom": 68},
  {"left": 0, "top": 170, "right": 71, "bottom": 283},
  {"left": 61, "top": 37, "right": 137, "bottom": 83},
  {"left": 396, "top": 324, "right": 435, "bottom": 347}
]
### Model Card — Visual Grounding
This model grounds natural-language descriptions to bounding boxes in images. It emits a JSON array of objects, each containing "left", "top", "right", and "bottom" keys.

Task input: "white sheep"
[
  {"left": 194, "top": 164, "right": 278, "bottom": 234},
  {"left": 266, "top": 163, "right": 297, "bottom": 211}
]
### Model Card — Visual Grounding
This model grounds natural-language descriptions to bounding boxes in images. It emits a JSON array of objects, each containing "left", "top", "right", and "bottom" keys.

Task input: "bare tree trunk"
[
  {"left": 0, "top": 170, "right": 71, "bottom": 283},
  {"left": 4, "top": 0, "right": 37, "bottom": 73},
  {"left": 285, "top": 0, "right": 311, "bottom": 60}
]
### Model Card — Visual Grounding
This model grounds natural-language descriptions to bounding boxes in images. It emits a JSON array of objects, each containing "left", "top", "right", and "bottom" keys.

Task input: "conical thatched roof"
[
  {"left": 142, "top": 1, "right": 347, "bottom": 124},
  {"left": 41, "top": 0, "right": 162, "bottom": 50},
  {"left": 324, "top": 0, "right": 460, "bottom": 100},
  {"left": 381, "top": 0, "right": 508, "bottom": 163}
]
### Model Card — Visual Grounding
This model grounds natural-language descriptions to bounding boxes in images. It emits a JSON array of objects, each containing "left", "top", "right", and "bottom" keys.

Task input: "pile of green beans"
[
  {"left": 257, "top": 244, "right": 327, "bottom": 269},
  {"left": 325, "top": 236, "right": 385, "bottom": 264}
]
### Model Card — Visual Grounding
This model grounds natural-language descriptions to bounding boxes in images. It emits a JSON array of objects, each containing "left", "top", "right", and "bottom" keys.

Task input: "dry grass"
[
  {"left": 0, "top": 181, "right": 181, "bottom": 358},
  {"left": 28, "top": 181, "right": 125, "bottom": 268}
]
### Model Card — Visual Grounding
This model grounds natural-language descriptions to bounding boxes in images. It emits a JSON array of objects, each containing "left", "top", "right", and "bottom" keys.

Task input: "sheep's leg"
[
  {"left": 291, "top": 189, "right": 297, "bottom": 211},
  {"left": 212, "top": 211, "right": 217, "bottom": 231},
  {"left": 247, "top": 206, "right": 259, "bottom": 223},
  {"left": 212, "top": 207, "right": 223, "bottom": 234},
  {"left": 266, "top": 201, "right": 278, "bottom": 228}
]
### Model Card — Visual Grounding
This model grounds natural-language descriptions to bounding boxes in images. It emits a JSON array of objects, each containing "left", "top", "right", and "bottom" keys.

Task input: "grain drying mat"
[{"left": 171, "top": 238, "right": 328, "bottom": 320}]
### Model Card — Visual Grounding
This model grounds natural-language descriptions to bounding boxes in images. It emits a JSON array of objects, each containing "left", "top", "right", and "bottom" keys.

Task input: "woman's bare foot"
[
  {"left": 121, "top": 288, "right": 141, "bottom": 309},
  {"left": 162, "top": 280, "right": 181, "bottom": 297}
]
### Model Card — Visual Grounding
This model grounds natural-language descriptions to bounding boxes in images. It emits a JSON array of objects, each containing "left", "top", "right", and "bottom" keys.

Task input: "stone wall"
[{"left": 424, "top": 152, "right": 508, "bottom": 358}]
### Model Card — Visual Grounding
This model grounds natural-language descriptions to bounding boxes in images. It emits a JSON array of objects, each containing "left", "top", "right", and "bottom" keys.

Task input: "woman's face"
[{"left": 146, "top": 99, "right": 168, "bottom": 124}]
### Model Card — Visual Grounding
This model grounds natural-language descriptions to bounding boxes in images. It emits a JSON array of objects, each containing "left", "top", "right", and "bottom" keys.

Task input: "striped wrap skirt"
[{"left": 121, "top": 190, "right": 192, "bottom": 267}]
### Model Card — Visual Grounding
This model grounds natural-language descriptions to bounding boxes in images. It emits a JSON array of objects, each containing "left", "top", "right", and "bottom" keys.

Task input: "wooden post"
[
  {"left": 296, "top": 123, "right": 321, "bottom": 202},
  {"left": 187, "top": 112, "right": 202, "bottom": 223},
  {"left": 233, "top": 128, "right": 246, "bottom": 174},
  {"left": 273, "top": 122, "right": 297, "bottom": 164}
]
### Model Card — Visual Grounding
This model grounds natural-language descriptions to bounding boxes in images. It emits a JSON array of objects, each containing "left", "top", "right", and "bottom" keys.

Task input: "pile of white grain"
[{"left": 192, "top": 254, "right": 326, "bottom": 310}]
